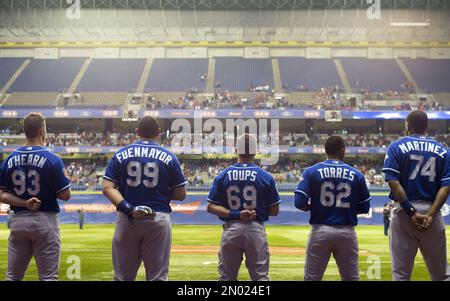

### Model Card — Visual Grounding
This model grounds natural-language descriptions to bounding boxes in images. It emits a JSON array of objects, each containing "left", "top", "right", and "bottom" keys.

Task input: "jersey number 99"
[{"left": 126, "top": 161, "right": 159, "bottom": 188}]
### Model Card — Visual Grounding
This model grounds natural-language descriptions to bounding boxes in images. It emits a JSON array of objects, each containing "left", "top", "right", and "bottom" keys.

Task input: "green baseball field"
[{"left": 1, "top": 224, "right": 449, "bottom": 281}]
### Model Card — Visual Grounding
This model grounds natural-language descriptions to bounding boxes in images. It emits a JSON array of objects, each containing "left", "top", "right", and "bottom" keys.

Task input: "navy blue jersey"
[
  {"left": 295, "top": 160, "right": 371, "bottom": 226},
  {"left": 0, "top": 146, "right": 70, "bottom": 213},
  {"left": 103, "top": 140, "right": 186, "bottom": 213},
  {"left": 207, "top": 163, "right": 281, "bottom": 222},
  {"left": 383, "top": 134, "right": 450, "bottom": 203}
]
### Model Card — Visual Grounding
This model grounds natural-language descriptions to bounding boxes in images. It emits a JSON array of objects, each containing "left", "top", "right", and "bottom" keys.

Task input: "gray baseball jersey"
[
  {"left": 112, "top": 212, "right": 171, "bottom": 281},
  {"left": 218, "top": 220, "right": 270, "bottom": 281},
  {"left": 389, "top": 201, "right": 449, "bottom": 281},
  {"left": 6, "top": 211, "right": 61, "bottom": 281},
  {"left": 304, "top": 224, "right": 359, "bottom": 281}
]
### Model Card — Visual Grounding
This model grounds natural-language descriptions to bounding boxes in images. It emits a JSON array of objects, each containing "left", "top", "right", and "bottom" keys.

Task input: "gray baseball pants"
[
  {"left": 112, "top": 211, "right": 172, "bottom": 281},
  {"left": 6, "top": 211, "right": 61, "bottom": 281},
  {"left": 389, "top": 201, "right": 449, "bottom": 281},
  {"left": 218, "top": 220, "right": 270, "bottom": 281},
  {"left": 304, "top": 224, "right": 359, "bottom": 281}
]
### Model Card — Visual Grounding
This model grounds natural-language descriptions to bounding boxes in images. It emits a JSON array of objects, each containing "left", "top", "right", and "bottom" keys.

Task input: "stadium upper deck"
[{"left": 0, "top": 57, "right": 449, "bottom": 110}]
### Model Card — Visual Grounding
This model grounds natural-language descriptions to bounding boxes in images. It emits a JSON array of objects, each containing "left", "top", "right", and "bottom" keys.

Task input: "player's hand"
[
  {"left": 132, "top": 206, "right": 156, "bottom": 219},
  {"left": 410, "top": 212, "right": 429, "bottom": 232},
  {"left": 26, "top": 197, "right": 41, "bottom": 212},
  {"left": 240, "top": 210, "right": 257, "bottom": 221},
  {"left": 424, "top": 214, "right": 433, "bottom": 229}
]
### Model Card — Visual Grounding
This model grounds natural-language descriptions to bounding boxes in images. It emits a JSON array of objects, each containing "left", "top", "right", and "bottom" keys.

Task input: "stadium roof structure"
[{"left": 0, "top": 0, "right": 449, "bottom": 10}]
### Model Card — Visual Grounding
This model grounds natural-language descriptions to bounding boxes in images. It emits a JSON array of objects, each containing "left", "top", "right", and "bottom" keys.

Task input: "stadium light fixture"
[{"left": 389, "top": 22, "right": 430, "bottom": 27}]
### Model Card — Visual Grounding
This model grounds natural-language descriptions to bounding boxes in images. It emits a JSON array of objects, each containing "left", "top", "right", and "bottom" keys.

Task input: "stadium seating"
[
  {"left": 434, "top": 93, "right": 450, "bottom": 108},
  {"left": 76, "top": 59, "right": 146, "bottom": 92},
  {"left": 340, "top": 58, "right": 407, "bottom": 92},
  {"left": 402, "top": 58, "right": 450, "bottom": 93},
  {"left": 145, "top": 59, "right": 208, "bottom": 92},
  {"left": 9, "top": 58, "right": 86, "bottom": 92},
  {"left": 214, "top": 57, "right": 274, "bottom": 91},
  {"left": 277, "top": 57, "right": 342, "bottom": 92},
  {"left": 68, "top": 92, "right": 128, "bottom": 107},
  {"left": 0, "top": 58, "right": 27, "bottom": 91},
  {"left": 2, "top": 92, "right": 59, "bottom": 107}
]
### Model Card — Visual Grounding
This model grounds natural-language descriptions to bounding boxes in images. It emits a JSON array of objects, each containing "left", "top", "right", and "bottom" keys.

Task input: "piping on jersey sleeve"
[
  {"left": 207, "top": 198, "right": 222, "bottom": 205},
  {"left": 56, "top": 184, "right": 71, "bottom": 195},
  {"left": 103, "top": 175, "right": 119, "bottom": 183},
  {"left": 294, "top": 190, "right": 310, "bottom": 198},
  {"left": 359, "top": 197, "right": 372, "bottom": 204},
  {"left": 267, "top": 200, "right": 282, "bottom": 207},
  {"left": 171, "top": 181, "right": 188, "bottom": 189},
  {"left": 382, "top": 168, "right": 400, "bottom": 174}
]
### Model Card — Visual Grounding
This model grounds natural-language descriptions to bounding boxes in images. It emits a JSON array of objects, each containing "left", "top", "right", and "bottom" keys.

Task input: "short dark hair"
[
  {"left": 23, "top": 113, "right": 45, "bottom": 139},
  {"left": 406, "top": 110, "right": 428, "bottom": 134},
  {"left": 236, "top": 134, "right": 257, "bottom": 157},
  {"left": 138, "top": 116, "right": 160, "bottom": 138},
  {"left": 325, "top": 135, "right": 345, "bottom": 157}
]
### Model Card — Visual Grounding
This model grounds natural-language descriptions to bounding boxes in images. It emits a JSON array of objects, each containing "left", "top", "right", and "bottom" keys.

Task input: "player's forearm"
[
  {"left": 294, "top": 194, "right": 310, "bottom": 211},
  {"left": 0, "top": 191, "right": 28, "bottom": 208},
  {"left": 428, "top": 186, "right": 450, "bottom": 217},
  {"left": 388, "top": 180, "right": 408, "bottom": 203},
  {"left": 102, "top": 186, "right": 125, "bottom": 207},
  {"left": 206, "top": 203, "right": 230, "bottom": 218},
  {"left": 268, "top": 205, "right": 279, "bottom": 216}
]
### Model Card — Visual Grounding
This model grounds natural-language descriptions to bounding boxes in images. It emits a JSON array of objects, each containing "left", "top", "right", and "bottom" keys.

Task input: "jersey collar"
[
  {"left": 234, "top": 163, "right": 256, "bottom": 168},
  {"left": 18, "top": 145, "right": 45, "bottom": 152},
  {"left": 135, "top": 140, "right": 159, "bottom": 146},
  {"left": 323, "top": 159, "right": 345, "bottom": 165},
  {"left": 409, "top": 134, "right": 428, "bottom": 139}
]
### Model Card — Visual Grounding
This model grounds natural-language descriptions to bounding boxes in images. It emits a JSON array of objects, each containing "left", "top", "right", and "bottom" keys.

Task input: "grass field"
[{"left": 0, "top": 224, "right": 448, "bottom": 281}]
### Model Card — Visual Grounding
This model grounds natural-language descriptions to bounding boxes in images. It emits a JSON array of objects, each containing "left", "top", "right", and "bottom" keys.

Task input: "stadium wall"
[
  {"left": 2, "top": 46, "right": 450, "bottom": 59},
  {"left": 1, "top": 193, "right": 449, "bottom": 225}
]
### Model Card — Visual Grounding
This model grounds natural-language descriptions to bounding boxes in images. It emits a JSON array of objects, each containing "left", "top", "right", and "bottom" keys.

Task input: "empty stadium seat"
[
  {"left": 145, "top": 58, "right": 208, "bottom": 92},
  {"left": 278, "top": 57, "right": 342, "bottom": 92},
  {"left": 9, "top": 58, "right": 86, "bottom": 92},
  {"left": 0, "top": 58, "right": 27, "bottom": 91},
  {"left": 68, "top": 92, "right": 128, "bottom": 107},
  {"left": 340, "top": 58, "right": 407, "bottom": 92},
  {"left": 77, "top": 59, "right": 146, "bottom": 92},
  {"left": 402, "top": 58, "right": 450, "bottom": 93},
  {"left": 214, "top": 57, "right": 274, "bottom": 91},
  {"left": 2, "top": 92, "right": 58, "bottom": 107}
]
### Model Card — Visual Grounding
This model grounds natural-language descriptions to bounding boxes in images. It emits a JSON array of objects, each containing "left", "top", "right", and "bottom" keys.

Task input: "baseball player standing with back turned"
[
  {"left": 295, "top": 135, "right": 371, "bottom": 281},
  {"left": 383, "top": 110, "right": 450, "bottom": 281},
  {"left": 207, "top": 134, "right": 281, "bottom": 281},
  {"left": 0, "top": 113, "right": 71, "bottom": 281},
  {"left": 102, "top": 116, "right": 187, "bottom": 281}
]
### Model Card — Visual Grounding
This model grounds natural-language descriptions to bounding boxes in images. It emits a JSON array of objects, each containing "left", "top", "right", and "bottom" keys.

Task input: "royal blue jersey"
[
  {"left": 104, "top": 140, "right": 186, "bottom": 213},
  {"left": 295, "top": 160, "right": 371, "bottom": 226},
  {"left": 0, "top": 146, "right": 70, "bottom": 213},
  {"left": 207, "top": 163, "right": 281, "bottom": 222},
  {"left": 383, "top": 134, "right": 450, "bottom": 203}
]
